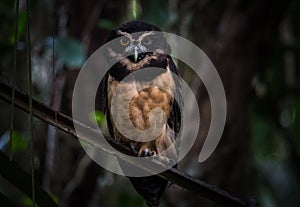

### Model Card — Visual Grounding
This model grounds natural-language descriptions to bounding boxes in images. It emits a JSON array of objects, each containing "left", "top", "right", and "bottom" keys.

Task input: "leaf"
[
  {"left": 140, "top": 0, "right": 170, "bottom": 28},
  {"left": 0, "top": 130, "right": 28, "bottom": 154},
  {"left": 118, "top": 191, "right": 145, "bottom": 207},
  {"left": 9, "top": 11, "right": 27, "bottom": 44},
  {"left": 21, "top": 194, "right": 59, "bottom": 207},
  {"left": 54, "top": 37, "right": 86, "bottom": 68},
  {"left": 251, "top": 115, "right": 279, "bottom": 161},
  {"left": 21, "top": 196, "right": 39, "bottom": 207},
  {"left": 89, "top": 110, "right": 106, "bottom": 125},
  {"left": 98, "top": 19, "right": 117, "bottom": 30}
]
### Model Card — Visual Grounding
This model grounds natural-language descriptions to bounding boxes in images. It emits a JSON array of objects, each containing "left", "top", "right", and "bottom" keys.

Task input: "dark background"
[{"left": 0, "top": 0, "right": 299, "bottom": 206}]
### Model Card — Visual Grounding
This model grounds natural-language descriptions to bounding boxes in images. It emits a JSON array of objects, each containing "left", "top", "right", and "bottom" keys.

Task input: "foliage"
[
  {"left": 251, "top": 3, "right": 300, "bottom": 204},
  {"left": 54, "top": 37, "right": 86, "bottom": 68},
  {"left": 0, "top": 130, "right": 28, "bottom": 154}
]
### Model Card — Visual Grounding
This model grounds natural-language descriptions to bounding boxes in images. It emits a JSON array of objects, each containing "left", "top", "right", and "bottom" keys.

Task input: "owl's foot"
[
  {"left": 136, "top": 146, "right": 176, "bottom": 167},
  {"left": 129, "top": 143, "right": 139, "bottom": 155},
  {"left": 139, "top": 147, "right": 157, "bottom": 157}
]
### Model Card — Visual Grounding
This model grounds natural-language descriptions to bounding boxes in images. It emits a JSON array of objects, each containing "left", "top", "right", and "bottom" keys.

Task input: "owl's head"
[{"left": 105, "top": 21, "right": 170, "bottom": 64}]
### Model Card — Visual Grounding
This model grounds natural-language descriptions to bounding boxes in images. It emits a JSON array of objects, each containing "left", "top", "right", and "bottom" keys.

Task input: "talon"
[
  {"left": 142, "top": 148, "right": 150, "bottom": 157},
  {"left": 150, "top": 151, "right": 156, "bottom": 156},
  {"left": 139, "top": 148, "right": 157, "bottom": 157},
  {"left": 168, "top": 158, "right": 176, "bottom": 166},
  {"left": 130, "top": 143, "right": 138, "bottom": 154}
]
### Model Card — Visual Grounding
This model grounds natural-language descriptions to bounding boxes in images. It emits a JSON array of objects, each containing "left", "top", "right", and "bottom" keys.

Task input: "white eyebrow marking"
[
  {"left": 116, "top": 30, "right": 134, "bottom": 41},
  {"left": 117, "top": 30, "right": 155, "bottom": 43},
  {"left": 137, "top": 31, "right": 155, "bottom": 42},
  {"left": 117, "top": 31, "right": 153, "bottom": 54}
]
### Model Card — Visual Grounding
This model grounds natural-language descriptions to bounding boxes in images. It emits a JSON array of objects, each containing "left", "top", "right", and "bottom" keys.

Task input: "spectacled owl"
[{"left": 103, "top": 20, "right": 181, "bottom": 207}]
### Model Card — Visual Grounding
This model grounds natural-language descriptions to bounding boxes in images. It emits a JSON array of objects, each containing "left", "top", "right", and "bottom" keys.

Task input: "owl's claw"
[
  {"left": 130, "top": 143, "right": 139, "bottom": 155},
  {"left": 139, "top": 148, "right": 157, "bottom": 157},
  {"left": 137, "top": 148, "right": 176, "bottom": 167}
]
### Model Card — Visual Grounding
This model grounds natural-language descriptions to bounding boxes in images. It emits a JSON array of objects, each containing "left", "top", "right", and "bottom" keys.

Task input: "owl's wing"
[
  {"left": 103, "top": 72, "right": 115, "bottom": 138},
  {"left": 167, "top": 56, "right": 182, "bottom": 137}
]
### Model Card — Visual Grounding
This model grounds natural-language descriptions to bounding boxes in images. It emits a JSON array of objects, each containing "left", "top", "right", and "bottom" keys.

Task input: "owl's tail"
[{"left": 128, "top": 176, "right": 168, "bottom": 207}]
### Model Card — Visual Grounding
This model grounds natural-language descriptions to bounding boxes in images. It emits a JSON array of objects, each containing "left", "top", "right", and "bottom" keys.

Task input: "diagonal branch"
[{"left": 0, "top": 81, "right": 255, "bottom": 207}]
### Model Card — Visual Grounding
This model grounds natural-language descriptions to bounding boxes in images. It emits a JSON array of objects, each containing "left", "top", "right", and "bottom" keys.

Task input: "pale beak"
[{"left": 134, "top": 48, "right": 139, "bottom": 63}]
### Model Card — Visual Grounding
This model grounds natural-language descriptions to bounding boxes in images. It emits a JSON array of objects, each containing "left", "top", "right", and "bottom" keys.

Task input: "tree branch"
[{"left": 0, "top": 81, "right": 255, "bottom": 207}]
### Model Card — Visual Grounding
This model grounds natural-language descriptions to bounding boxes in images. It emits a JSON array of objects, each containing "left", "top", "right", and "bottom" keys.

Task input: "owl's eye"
[
  {"left": 142, "top": 37, "right": 152, "bottom": 45},
  {"left": 120, "top": 36, "right": 130, "bottom": 46}
]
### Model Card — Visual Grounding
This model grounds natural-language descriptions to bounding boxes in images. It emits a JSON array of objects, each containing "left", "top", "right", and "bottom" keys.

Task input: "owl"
[{"left": 103, "top": 20, "right": 181, "bottom": 207}]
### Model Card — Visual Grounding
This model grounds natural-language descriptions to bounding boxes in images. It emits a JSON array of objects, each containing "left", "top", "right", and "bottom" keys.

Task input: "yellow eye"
[
  {"left": 120, "top": 36, "right": 130, "bottom": 46},
  {"left": 142, "top": 37, "right": 152, "bottom": 45}
]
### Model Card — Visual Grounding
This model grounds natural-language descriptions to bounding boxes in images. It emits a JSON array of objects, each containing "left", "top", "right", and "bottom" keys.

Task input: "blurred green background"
[{"left": 0, "top": 0, "right": 299, "bottom": 206}]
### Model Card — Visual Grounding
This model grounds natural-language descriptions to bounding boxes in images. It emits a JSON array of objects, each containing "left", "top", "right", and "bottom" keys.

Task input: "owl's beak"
[
  {"left": 134, "top": 49, "right": 139, "bottom": 63},
  {"left": 128, "top": 47, "right": 143, "bottom": 63},
  {"left": 127, "top": 47, "right": 150, "bottom": 63}
]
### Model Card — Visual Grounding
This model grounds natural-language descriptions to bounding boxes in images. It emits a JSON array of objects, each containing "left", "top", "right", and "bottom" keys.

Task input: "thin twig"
[
  {"left": 0, "top": 82, "right": 254, "bottom": 207},
  {"left": 9, "top": 0, "right": 20, "bottom": 161}
]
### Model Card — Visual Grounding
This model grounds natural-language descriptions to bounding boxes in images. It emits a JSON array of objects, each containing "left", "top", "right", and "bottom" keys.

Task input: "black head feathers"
[{"left": 106, "top": 20, "right": 161, "bottom": 42}]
